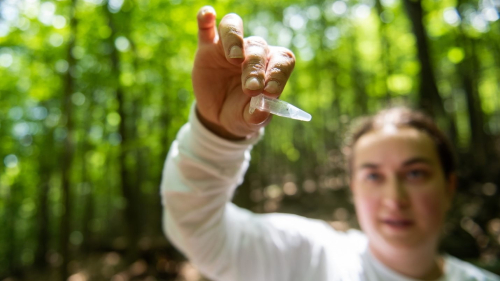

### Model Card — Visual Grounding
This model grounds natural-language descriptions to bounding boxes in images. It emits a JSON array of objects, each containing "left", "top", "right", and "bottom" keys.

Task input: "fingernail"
[
  {"left": 229, "top": 46, "right": 243, "bottom": 58},
  {"left": 201, "top": 6, "right": 215, "bottom": 17},
  {"left": 264, "top": 81, "right": 280, "bottom": 94},
  {"left": 245, "top": 77, "right": 262, "bottom": 90}
]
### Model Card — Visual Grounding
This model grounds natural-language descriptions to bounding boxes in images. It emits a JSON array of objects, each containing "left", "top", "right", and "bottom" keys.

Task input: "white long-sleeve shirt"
[{"left": 160, "top": 106, "right": 500, "bottom": 281}]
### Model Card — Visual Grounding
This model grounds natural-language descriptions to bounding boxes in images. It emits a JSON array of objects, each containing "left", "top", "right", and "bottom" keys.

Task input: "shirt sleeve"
[{"left": 160, "top": 104, "right": 335, "bottom": 281}]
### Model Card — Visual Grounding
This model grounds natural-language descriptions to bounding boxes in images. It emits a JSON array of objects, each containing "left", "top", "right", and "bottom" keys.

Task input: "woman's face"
[{"left": 351, "top": 126, "right": 455, "bottom": 250}]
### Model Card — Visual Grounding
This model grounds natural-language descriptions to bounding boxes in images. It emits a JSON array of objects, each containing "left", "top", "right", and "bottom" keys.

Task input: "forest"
[{"left": 0, "top": 0, "right": 499, "bottom": 280}]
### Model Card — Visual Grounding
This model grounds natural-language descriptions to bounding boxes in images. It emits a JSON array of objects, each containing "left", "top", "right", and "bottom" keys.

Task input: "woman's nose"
[{"left": 382, "top": 177, "right": 410, "bottom": 209}]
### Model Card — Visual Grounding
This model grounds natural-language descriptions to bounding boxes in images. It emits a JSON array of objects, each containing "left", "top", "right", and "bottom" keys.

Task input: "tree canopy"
[{"left": 0, "top": 0, "right": 499, "bottom": 280}]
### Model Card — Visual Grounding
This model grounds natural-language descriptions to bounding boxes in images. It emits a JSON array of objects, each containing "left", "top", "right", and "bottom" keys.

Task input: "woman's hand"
[{"left": 192, "top": 6, "right": 295, "bottom": 140}]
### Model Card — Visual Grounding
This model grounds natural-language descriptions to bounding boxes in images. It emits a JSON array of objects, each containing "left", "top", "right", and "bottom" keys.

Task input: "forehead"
[{"left": 353, "top": 127, "right": 439, "bottom": 167}]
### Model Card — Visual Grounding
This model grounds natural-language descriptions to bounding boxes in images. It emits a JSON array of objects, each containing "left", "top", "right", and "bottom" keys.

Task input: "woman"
[{"left": 160, "top": 6, "right": 499, "bottom": 281}]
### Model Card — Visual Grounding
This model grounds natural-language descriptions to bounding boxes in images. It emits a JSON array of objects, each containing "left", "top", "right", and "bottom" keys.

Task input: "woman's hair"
[{"left": 345, "top": 107, "right": 457, "bottom": 180}]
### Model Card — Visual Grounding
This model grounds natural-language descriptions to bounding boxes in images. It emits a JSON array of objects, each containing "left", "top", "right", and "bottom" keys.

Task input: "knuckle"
[
  {"left": 245, "top": 47, "right": 268, "bottom": 65},
  {"left": 245, "top": 47, "right": 266, "bottom": 66},
  {"left": 222, "top": 24, "right": 242, "bottom": 37},
  {"left": 275, "top": 47, "right": 295, "bottom": 61},
  {"left": 246, "top": 36, "right": 268, "bottom": 47},
  {"left": 246, "top": 57, "right": 265, "bottom": 71},
  {"left": 268, "top": 59, "right": 293, "bottom": 78},
  {"left": 245, "top": 49, "right": 266, "bottom": 61},
  {"left": 269, "top": 67, "right": 282, "bottom": 75},
  {"left": 269, "top": 67, "right": 287, "bottom": 80}
]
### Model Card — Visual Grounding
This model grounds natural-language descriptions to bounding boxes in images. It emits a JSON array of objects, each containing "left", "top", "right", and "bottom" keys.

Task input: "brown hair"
[{"left": 346, "top": 107, "right": 457, "bottom": 180}]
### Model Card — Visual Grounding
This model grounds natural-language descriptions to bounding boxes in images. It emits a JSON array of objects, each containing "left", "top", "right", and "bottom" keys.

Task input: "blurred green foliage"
[{"left": 0, "top": 0, "right": 499, "bottom": 280}]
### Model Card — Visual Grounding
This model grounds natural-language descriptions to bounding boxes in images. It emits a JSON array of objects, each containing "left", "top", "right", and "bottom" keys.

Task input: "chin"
[
  {"left": 377, "top": 229, "right": 439, "bottom": 251},
  {"left": 381, "top": 234, "right": 423, "bottom": 249}
]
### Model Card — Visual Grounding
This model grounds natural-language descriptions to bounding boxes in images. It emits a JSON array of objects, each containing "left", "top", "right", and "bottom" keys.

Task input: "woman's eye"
[
  {"left": 406, "top": 170, "right": 427, "bottom": 180},
  {"left": 366, "top": 173, "right": 382, "bottom": 182}
]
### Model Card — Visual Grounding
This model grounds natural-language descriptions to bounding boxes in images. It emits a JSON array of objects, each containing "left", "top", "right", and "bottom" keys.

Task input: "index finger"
[{"left": 197, "top": 6, "right": 217, "bottom": 45}]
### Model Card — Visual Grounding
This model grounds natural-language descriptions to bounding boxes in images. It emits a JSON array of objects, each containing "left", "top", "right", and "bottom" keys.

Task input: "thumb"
[{"left": 243, "top": 102, "right": 271, "bottom": 126}]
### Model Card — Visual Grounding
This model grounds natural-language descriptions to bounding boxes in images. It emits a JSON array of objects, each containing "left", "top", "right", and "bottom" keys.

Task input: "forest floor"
[{"left": 1, "top": 250, "right": 211, "bottom": 281}]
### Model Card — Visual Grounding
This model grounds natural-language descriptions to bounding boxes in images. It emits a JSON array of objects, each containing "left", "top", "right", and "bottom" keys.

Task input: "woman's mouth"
[{"left": 381, "top": 218, "right": 414, "bottom": 229}]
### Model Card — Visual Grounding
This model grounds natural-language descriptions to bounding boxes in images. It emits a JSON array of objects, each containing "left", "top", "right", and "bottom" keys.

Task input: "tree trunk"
[
  {"left": 34, "top": 113, "right": 54, "bottom": 268},
  {"left": 461, "top": 41, "right": 487, "bottom": 169},
  {"left": 349, "top": 35, "right": 368, "bottom": 115},
  {"left": 159, "top": 40, "right": 172, "bottom": 176},
  {"left": 129, "top": 40, "right": 145, "bottom": 236},
  {"left": 35, "top": 183, "right": 50, "bottom": 267},
  {"left": 402, "top": 0, "right": 457, "bottom": 143},
  {"left": 456, "top": 1, "right": 489, "bottom": 173},
  {"left": 402, "top": 0, "right": 443, "bottom": 117},
  {"left": 60, "top": 0, "right": 78, "bottom": 279},
  {"left": 34, "top": 134, "right": 52, "bottom": 268},
  {"left": 375, "top": 0, "right": 393, "bottom": 101},
  {"left": 81, "top": 96, "right": 95, "bottom": 254},
  {"left": 5, "top": 184, "right": 21, "bottom": 277},
  {"left": 105, "top": 4, "right": 141, "bottom": 259}
]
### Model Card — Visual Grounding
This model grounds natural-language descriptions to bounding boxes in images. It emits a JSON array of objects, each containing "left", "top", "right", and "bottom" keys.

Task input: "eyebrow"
[
  {"left": 402, "top": 157, "right": 432, "bottom": 166},
  {"left": 357, "top": 157, "right": 433, "bottom": 170},
  {"left": 358, "top": 163, "right": 380, "bottom": 170}
]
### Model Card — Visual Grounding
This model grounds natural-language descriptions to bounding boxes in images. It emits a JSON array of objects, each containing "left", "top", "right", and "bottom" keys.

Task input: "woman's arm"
[
  {"left": 160, "top": 104, "right": 260, "bottom": 279},
  {"left": 161, "top": 105, "right": 340, "bottom": 281},
  {"left": 159, "top": 6, "right": 313, "bottom": 280}
]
